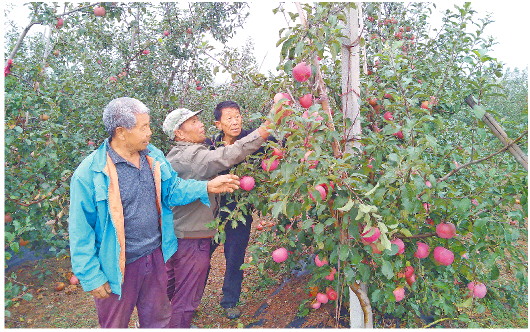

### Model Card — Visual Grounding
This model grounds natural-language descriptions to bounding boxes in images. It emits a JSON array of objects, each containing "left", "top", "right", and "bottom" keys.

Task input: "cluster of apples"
[{"left": 360, "top": 221, "right": 486, "bottom": 302}]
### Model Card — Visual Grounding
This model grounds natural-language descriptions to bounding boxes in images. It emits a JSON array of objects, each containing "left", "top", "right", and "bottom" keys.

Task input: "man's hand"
[
  {"left": 271, "top": 99, "right": 292, "bottom": 124},
  {"left": 90, "top": 282, "right": 112, "bottom": 299},
  {"left": 207, "top": 174, "right": 240, "bottom": 193}
]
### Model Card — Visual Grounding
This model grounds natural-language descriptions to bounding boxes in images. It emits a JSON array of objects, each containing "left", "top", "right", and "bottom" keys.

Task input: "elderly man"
[
  {"left": 162, "top": 107, "right": 272, "bottom": 328},
  {"left": 208, "top": 100, "right": 278, "bottom": 319},
  {"left": 68, "top": 97, "right": 239, "bottom": 328}
]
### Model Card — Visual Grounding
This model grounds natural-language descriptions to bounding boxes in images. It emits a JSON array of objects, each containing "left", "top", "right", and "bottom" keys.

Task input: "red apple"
[
  {"left": 163, "top": 30, "right": 170, "bottom": 36},
  {"left": 420, "top": 101, "right": 429, "bottom": 109},
  {"left": 55, "top": 18, "right": 64, "bottom": 29},
  {"left": 314, "top": 254, "right": 328, "bottom": 267},
  {"left": 273, "top": 92, "right": 291, "bottom": 104},
  {"left": 5, "top": 213, "right": 13, "bottom": 223},
  {"left": 240, "top": 176, "right": 255, "bottom": 191},
  {"left": 404, "top": 266, "right": 414, "bottom": 278},
  {"left": 425, "top": 180, "right": 432, "bottom": 188},
  {"left": 368, "top": 98, "right": 378, "bottom": 107},
  {"left": 272, "top": 247, "right": 289, "bottom": 263},
  {"left": 383, "top": 111, "right": 394, "bottom": 121},
  {"left": 326, "top": 287, "right": 338, "bottom": 301},
  {"left": 436, "top": 222, "right": 456, "bottom": 239},
  {"left": 393, "top": 131, "right": 404, "bottom": 139},
  {"left": 316, "top": 292, "right": 329, "bottom": 304},
  {"left": 109, "top": 76, "right": 117, "bottom": 82},
  {"left": 393, "top": 286, "right": 405, "bottom": 302},
  {"left": 186, "top": 27, "right": 192, "bottom": 34},
  {"left": 299, "top": 94, "right": 313, "bottom": 108},
  {"left": 261, "top": 158, "right": 279, "bottom": 172},
  {"left": 414, "top": 242, "right": 430, "bottom": 259},
  {"left": 309, "top": 184, "right": 327, "bottom": 202},
  {"left": 292, "top": 61, "right": 312, "bottom": 82},
  {"left": 271, "top": 147, "right": 284, "bottom": 159},
  {"left": 406, "top": 274, "right": 416, "bottom": 286},
  {"left": 361, "top": 227, "right": 381, "bottom": 243},
  {"left": 142, "top": 49, "right": 150, "bottom": 55},
  {"left": 94, "top": 6, "right": 106, "bottom": 17},
  {"left": 467, "top": 282, "right": 487, "bottom": 298},
  {"left": 196, "top": 86, "right": 203, "bottom": 91},
  {"left": 311, "top": 300, "right": 321, "bottom": 309},
  {"left": 69, "top": 274, "right": 79, "bottom": 285},
  {"left": 391, "top": 238, "right": 405, "bottom": 255},
  {"left": 325, "top": 267, "right": 336, "bottom": 281},
  {"left": 423, "top": 202, "right": 431, "bottom": 213},
  {"left": 433, "top": 246, "right": 454, "bottom": 266}
]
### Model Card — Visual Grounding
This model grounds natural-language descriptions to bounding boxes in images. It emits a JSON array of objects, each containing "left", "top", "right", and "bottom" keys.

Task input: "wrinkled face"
[
  {"left": 215, "top": 107, "right": 242, "bottom": 141},
  {"left": 176, "top": 115, "right": 206, "bottom": 143},
  {"left": 122, "top": 113, "right": 152, "bottom": 151}
]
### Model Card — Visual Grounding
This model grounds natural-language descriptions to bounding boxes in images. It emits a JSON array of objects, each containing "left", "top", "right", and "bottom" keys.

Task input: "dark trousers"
[
  {"left": 210, "top": 211, "right": 253, "bottom": 308},
  {"left": 94, "top": 247, "right": 171, "bottom": 328},
  {"left": 166, "top": 238, "right": 211, "bottom": 328}
]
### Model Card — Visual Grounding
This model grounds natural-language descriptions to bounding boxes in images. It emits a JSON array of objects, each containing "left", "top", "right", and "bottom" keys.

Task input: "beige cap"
[{"left": 163, "top": 108, "right": 204, "bottom": 138}]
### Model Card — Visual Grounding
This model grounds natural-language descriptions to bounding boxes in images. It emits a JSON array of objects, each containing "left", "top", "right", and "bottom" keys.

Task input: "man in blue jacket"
[{"left": 68, "top": 97, "right": 239, "bottom": 328}]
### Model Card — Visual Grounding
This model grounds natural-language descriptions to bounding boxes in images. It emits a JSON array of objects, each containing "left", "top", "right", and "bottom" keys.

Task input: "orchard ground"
[{"left": 4, "top": 214, "right": 528, "bottom": 328}]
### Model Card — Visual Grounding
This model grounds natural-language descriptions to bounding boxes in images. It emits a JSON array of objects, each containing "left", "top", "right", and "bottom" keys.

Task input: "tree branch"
[{"left": 437, "top": 130, "right": 528, "bottom": 183}]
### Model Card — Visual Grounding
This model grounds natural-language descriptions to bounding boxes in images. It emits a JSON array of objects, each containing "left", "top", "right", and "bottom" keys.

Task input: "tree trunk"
[
  {"left": 341, "top": 4, "right": 373, "bottom": 328},
  {"left": 465, "top": 95, "right": 528, "bottom": 170},
  {"left": 341, "top": 4, "right": 362, "bottom": 155}
]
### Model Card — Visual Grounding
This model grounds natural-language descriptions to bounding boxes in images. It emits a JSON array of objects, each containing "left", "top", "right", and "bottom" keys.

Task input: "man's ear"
[
  {"left": 174, "top": 129, "right": 184, "bottom": 141},
  {"left": 114, "top": 127, "right": 126, "bottom": 141},
  {"left": 214, "top": 121, "right": 222, "bottom": 130}
]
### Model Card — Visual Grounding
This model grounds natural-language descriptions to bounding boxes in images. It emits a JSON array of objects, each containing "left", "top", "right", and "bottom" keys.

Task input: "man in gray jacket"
[{"left": 162, "top": 107, "right": 272, "bottom": 328}]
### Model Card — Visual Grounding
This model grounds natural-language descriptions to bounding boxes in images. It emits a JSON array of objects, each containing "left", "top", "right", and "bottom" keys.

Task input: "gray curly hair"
[{"left": 102, "top": 97, "right": 150, "bottom": 137}]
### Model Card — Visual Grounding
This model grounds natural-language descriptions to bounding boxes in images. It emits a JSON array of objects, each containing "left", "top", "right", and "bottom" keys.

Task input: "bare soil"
[{"left": 4, "top": 225, "right": 348, "bottom": 329}]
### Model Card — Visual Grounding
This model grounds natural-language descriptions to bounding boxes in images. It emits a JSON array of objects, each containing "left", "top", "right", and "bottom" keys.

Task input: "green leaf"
[
  {"left": 339, "top": 245, "right": 349, "bottom": 261},
  {"left": 489, "top": 264, "right": 500, "bottom": 280},
  {"left": 381, "top": 260, "right": 394, "bottom": 279},
  {"left": 399, "top": 228, "right": 413, "bottom": 237},
  {"left": 456, "top": 297, "right": 473, "bottom": 308},
  {"left": 471, "top": 105, "right": 486, "bottom": 119},
  {"left": 314, "top": 223, "right": 325, "bottom": 234},
  {"left": 364, "top": 182, "right": 380, "bottom": 197},
  {"left": 271, "top": 200, "right": 284, "bottom": 218},
  {"left": 337, "top": 198, "right": 355, "bottom": 212}
]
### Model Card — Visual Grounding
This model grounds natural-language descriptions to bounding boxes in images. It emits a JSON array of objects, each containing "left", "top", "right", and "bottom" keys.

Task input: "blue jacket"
[{"left": 68, "top": 139, "right": 210, "bottom": 297}]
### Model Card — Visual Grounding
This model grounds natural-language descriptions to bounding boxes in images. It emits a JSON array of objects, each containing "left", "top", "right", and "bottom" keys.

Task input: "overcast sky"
[
  {"left": 4, "top": 2, "right": 529, "bottom": 78},
  {"left": 229, "top": 1, "right": 529, "bottom": 79}
]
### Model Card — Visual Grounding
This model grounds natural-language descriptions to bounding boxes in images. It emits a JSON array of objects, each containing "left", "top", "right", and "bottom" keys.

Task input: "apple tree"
[
  {"left": 211, "top": 2, "right": 527, "bottom": 327},
  {"left": 4, "top": 1, "right": 253, "bottom": 310}
]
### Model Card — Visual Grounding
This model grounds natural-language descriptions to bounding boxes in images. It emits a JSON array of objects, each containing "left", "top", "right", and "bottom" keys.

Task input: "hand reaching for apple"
[{"left": 207, "top": 174, "right": 240, "bottom": 193}]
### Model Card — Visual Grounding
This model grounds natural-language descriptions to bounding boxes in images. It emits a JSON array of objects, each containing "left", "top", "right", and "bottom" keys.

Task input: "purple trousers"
[
  {"left": 94, "top": 247, "right": 171, "bottom": 328},
  {"left": 166, "top": 238, "right": 211, "bottom": 328}
]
